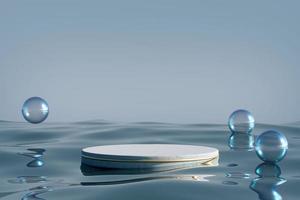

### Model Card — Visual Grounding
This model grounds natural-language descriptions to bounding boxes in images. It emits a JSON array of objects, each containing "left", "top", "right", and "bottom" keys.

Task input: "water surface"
[{"left": 0, "top": 121, "right": 299, "bottom": 199}]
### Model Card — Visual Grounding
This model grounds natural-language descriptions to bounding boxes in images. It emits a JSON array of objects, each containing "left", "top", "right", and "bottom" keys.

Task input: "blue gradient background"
[{"left": 0, "top": 0, "right": 299, "bottom": 123}]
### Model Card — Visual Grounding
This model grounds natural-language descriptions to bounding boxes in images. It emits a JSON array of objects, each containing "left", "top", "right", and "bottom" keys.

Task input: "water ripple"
[{"left": 0, "top": 121, "right": 298, "bottom": 200}]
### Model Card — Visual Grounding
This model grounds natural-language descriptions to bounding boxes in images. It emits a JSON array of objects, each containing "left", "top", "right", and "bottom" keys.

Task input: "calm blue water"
[{"left": 0, "top": 120, "right": 299, "bottom": 199}]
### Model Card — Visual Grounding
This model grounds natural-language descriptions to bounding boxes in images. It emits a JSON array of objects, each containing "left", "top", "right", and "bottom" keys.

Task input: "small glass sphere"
[
  {"left": 22, "top": 97, "right": 49, "bottom": 124},
  {"left": 255, "top": 130, "right": 288, "bottom": 163},
  {"left": 228, "top": 109, "right": 255, "bottom": 134}
]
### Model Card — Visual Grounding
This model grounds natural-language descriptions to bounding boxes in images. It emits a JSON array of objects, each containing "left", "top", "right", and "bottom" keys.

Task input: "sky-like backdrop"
[{"left": 0, "top": 0, "right": 299, "bottom": 124}]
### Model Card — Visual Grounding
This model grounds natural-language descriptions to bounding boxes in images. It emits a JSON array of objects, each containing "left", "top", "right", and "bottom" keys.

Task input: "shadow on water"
[
  {"left": 21, "top": 186, "right": 52, "bottom": 200},
  {"left": 80, "top": 163, "right": 169, "bottom": 176},
  {"left": 8, "top": 176, "right": 48, "bottom": 184},
  {"left": 79, "top": 175, "right": 213, "bottom": 186},
  {"left": 250, "top": 163, "right": 286, "bottom": 200},
  {"left": 8, "top": 176, "right": 54, "bottom": 200},
  {"left": 80, "top": 156, "right": 219, "bottom": 176},
  {"left": 79, "top": 162, "right": 217, "bottom": 186}
]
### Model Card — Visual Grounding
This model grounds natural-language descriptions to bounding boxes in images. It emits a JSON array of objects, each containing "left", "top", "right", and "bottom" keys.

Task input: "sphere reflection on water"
[
  {"left": 19, "top": 148, "right": 46, "bottom": 168},
  {"left": 228, "top": 133, "right": 254, "bottom": 149},
  {"left": 250, "top": 162, "right": 286, "bottom": 200}
]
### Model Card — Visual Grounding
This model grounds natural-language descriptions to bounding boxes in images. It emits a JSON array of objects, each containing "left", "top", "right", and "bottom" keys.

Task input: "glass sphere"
[
  {"left": 228, "top": 109, "right": 255, "bottom": 134},
  {"left": 22, "top": 97, "right": 49, "bottom": 124},
  {"left": 255, "top": 130, "right": 288, "bottom": 163}
]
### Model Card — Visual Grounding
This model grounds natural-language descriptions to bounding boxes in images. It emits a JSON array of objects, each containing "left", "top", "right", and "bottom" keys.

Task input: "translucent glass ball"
[
  {"left": 228, "top": 109, "right": 255, "bottom": 134},
  {"left": 22, "top": 97, "right": 49, "bottom": 124},
  {"left": 255, "top": 130, "right": 288, "bottom": 163}
]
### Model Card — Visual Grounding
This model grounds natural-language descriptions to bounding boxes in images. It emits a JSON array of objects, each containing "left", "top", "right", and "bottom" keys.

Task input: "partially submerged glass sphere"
[
  {"left": 228, "top": 109, "right": 255, "bottom": 134},
  {"left": 255, "top": 130, "right": 288, "bottom": 163},
  {"left": 22, "top": 97, "right": 49, "bottom": 124}
]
